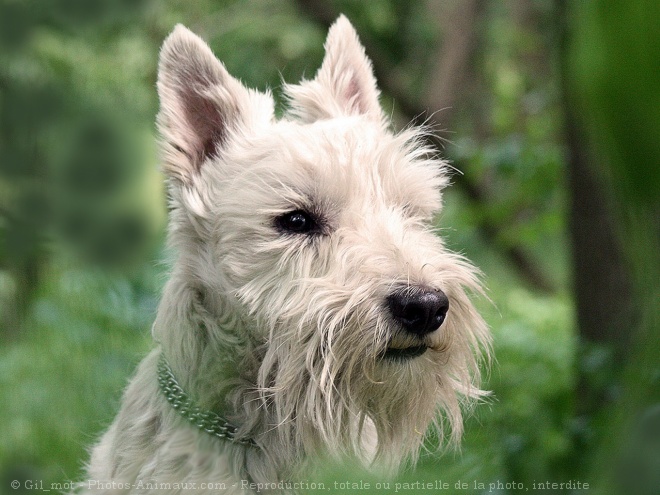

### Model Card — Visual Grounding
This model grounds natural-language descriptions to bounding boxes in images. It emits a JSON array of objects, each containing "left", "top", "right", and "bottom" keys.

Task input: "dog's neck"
[
  {"left": 153, "top": 270, "right": 261, "bottom": 407},
  {"left": 151, "top": 267, "right": 395, "bottom": 482},
  {"left": 152, "top": 272, "right": 304, "bottom": 474},
  {"left": 156, "top": 351, "right": 256, "bottom": 446}
]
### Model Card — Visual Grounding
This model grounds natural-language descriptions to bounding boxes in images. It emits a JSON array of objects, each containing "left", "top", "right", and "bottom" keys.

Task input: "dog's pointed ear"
[
  {"left": 286, "top": 15, "right": 383, "bottom": 122},
  {"left": 157, "top": 25, "right": 265, "bottom": 184}
]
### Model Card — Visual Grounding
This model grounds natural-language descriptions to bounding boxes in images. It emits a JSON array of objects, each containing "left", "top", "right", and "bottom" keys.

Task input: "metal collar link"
[{"left": 157, "top": 353, "right": 256, "bottom": 447}]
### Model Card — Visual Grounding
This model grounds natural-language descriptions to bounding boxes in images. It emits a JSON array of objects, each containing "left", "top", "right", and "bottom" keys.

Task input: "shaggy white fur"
[{"left": 82, "top": 16, "right": 491, "bottom": 494}]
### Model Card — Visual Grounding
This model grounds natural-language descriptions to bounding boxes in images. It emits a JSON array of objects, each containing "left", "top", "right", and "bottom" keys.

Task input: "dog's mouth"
[{"left": 383, "top": 344, "right": 428, "bottom": 361}]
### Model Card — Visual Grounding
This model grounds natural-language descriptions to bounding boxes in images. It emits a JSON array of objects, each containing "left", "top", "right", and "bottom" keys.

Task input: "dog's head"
[{"left": 157, "top": 16, "right": 490, "bottom": 469}]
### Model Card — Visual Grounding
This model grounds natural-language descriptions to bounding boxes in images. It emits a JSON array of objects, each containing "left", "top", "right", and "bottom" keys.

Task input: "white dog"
[{"left": 82, "top": 16, "right": 490, "bottom": 494}]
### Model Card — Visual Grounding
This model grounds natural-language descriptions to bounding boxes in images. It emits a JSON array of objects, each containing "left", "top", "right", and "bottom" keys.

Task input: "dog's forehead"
[{"left": 250, "top": 117, "right": 443, "bottom": 211}]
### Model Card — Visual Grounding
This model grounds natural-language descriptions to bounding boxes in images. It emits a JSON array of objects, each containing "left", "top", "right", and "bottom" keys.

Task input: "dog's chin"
[{"left": 382, "top": 344, "right": 428, "bottom": 361}]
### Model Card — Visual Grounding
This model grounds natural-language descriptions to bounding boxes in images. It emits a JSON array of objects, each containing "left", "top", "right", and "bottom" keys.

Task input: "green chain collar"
[{"left": 157, "top": 353, "right": 256, "bottom": 447}]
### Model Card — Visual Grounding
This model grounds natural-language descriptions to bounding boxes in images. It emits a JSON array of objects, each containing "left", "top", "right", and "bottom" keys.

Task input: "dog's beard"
[
  {"left": 235, "top": 285, "right": 485, "bottom": 474},
  {"left": 222, "top": 237, "right": 490, "bottom": 476}
]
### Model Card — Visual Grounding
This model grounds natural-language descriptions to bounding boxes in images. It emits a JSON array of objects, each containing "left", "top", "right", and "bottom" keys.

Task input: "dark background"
[{"left": 1, "top": 1, "right": 658, "bottom": 494}]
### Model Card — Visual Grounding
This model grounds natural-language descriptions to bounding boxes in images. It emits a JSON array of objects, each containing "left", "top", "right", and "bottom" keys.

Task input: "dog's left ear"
[
  {"left": 286, "top": 15, "right": 383, "bottom": 122},
  {"left": 157, "top": 25, "right": 273, "bottom": 184}
]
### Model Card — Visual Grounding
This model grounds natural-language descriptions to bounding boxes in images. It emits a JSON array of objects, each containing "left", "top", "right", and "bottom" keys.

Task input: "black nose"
[{"left": 387, "top": 287, "right": 449, "bottom": 336}]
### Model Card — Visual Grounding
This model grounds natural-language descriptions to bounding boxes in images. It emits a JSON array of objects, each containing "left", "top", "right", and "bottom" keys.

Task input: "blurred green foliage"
[
  {"left": 568, "top": 1, "right": 660, "bottom": 493},
  {"left": 0, "top": 1, "right": 657, "bottom": 494}
]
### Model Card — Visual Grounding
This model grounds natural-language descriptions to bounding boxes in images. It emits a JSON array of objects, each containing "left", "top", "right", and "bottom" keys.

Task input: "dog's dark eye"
[{"left": 277, "top": 210, "right": 318, "bottom": 234}]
